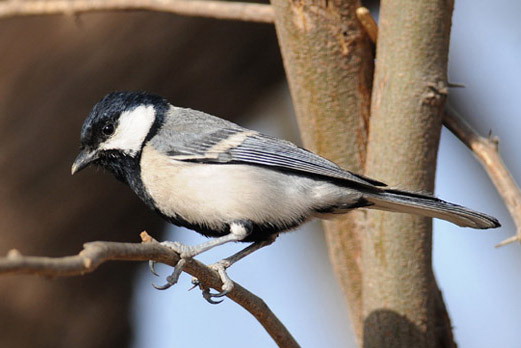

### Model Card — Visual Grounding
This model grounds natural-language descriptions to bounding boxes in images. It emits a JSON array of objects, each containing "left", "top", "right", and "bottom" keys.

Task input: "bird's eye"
[{"left": 102, "top": 123, "right": 114, "bottom": 136}]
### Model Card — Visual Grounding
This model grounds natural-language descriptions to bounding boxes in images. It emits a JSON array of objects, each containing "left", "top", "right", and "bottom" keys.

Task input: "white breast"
[{"left": 139, "top": 145, "right": 330, "bottom": 230}]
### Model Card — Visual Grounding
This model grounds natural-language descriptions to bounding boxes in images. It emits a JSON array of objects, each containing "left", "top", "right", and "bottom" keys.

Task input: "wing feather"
[{"left": 166, "top": 127, "right": 385, "bottom": 187}]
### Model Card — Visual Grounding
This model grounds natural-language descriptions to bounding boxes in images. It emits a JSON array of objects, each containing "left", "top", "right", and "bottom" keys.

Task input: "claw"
[
  {"left": 196, "top": 261, "right": 235, "bottom": 301},
  {"left": 205, "top": 284, "right": 232, "bottom": 299},
  {"left": 151, "top": 258, "right": 187, "bottom": 291},
  {"left": 207, "top": 289, "right": 230, "bottom": 298},
  {"left": 202, "top": 288, "right": 224, "bottom": 304},
  {"left": 206, "top": 276, "right": 233, "bottom": 298},
  {"left": 152, "top": 280, "right": 175, "bottom": 291},
  {"left": 148, "top": 260, "right": 160, "bottom": 277}
]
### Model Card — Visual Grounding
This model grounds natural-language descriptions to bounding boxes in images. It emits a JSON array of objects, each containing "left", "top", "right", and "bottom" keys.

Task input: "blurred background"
[{"left": 0, "top": 0, "right": 519, "bottom": 347}]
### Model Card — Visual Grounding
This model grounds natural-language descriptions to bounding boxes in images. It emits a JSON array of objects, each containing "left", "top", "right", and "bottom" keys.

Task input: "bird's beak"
[{"left": 71, "top": 149, "right": 99, "bottom": 175}]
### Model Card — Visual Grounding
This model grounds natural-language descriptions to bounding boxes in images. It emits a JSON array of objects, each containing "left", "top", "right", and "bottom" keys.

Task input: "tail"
[{"left": 364, "top": 189, "right": 500, "bottom": 229}]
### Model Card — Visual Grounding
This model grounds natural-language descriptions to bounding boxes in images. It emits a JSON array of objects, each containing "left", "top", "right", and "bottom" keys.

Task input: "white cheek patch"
[{"left": 99, "top": 105, "right": 156, "bottom": 155}]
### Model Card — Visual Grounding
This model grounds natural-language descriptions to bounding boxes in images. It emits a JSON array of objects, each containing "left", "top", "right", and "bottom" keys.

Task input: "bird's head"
[{"left": 71, "top": 91, "right": 168, "bottom": 175}]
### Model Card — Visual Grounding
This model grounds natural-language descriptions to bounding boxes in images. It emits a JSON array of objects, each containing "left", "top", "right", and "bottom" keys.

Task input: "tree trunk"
[
  {"left": 269, "top": 0, "right": 374, "bottom": 340},
  {"left": 362, "top": 0, "right": 456, "bottom": 347}
]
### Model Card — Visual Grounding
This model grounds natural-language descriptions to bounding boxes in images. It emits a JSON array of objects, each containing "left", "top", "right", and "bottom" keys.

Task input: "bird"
[{"left": 72, "top": 91, "right": 500, "bottom": 302}]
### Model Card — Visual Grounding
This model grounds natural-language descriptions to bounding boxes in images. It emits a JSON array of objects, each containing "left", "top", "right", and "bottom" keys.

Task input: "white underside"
[{"left": 139, "top": 145, "right": 358, "bottom": 230}]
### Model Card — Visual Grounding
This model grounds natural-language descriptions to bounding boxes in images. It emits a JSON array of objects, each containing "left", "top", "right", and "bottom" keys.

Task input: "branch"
[
  {"left": 0, "top": 0, "right": 275, "bottom": 23},
  {"left": 444, "top": 107, "right": 521, "bottom": 247},
  {"left": 357, "top": 7, "right": 521, "bottom": 248},
  {"left": 355, "top": 7, "right": 377, "bottom": 43},
  {"left": 0, "top": 232, "right": 299, "bottom": 348},
  {"left": 363, "top": 0, "right": 456, "bottom": 345}
]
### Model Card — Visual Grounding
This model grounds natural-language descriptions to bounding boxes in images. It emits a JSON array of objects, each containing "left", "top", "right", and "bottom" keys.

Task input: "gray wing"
[{"left": 164, "top": 126, "right": 385, "bottom": 188}]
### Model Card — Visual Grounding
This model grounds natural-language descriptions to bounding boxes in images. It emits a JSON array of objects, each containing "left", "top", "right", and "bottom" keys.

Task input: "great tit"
[{"left": 72, "top": 91, "right": 500, "bottom": 301}]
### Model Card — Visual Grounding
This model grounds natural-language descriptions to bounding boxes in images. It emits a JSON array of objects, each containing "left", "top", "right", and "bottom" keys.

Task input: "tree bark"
[
  {"left": 269, "top": 0, "right": 373, "bottom": 340},
  {"left": 362, "top": 0, "right": 456, "bottom": 347}
]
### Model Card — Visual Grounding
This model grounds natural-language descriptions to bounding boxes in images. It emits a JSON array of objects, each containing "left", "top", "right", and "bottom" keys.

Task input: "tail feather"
[{"left": 365, "top": 189, "right": 500, "bottom": 229}]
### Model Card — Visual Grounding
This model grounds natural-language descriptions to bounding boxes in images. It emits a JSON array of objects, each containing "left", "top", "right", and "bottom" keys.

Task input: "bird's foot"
[
  {"left": 149, "top": 241, "right": 199, "bottom": 290},
  {"left": 190, "top": 259, "right": 234, "bottom": 304},
  {"left": 148, "top": 227, "right": 249, "bottom": 297}
]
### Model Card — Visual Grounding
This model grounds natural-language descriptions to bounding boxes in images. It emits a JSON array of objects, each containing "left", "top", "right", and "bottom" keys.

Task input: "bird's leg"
[
  {"left": 193, "top": 233, "right": 278, "bottom": 302},
  {"left": 150, "top": 222, "right": 250, "bottom": 291}
]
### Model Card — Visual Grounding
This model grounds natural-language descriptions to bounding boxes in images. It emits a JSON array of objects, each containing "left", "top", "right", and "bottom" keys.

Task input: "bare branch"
[
  {"left": 0, "top": 232, "right": 299, "bottom": 348},
  {"left": 357, "top": 6, "right": 521, "bottom": 248},
  {"left": 355, "top": 7, "right": 377, "bottom": 43},
  {"left": 444, "top": 107, "right": 521, "bottom": 247},
  {"left": 0, "top": 0, "right": 275, "bottom": 23}
]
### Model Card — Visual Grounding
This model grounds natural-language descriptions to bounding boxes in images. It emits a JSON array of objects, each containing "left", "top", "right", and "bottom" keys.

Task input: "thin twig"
[
  {"left": 355, "top": 7, "right": 377, "bottom": 43},
  {"left": 0, "top": 232, "right": 299, "bottom": 348},
  {"left": 0, "top": 0, "right": 275, "bottom": 23},
  {"left": 444, "top": 108, "right": 521, "bottom": 247},
  {"left": 356, "top": 6, "right": 521, "bottom": 247}
]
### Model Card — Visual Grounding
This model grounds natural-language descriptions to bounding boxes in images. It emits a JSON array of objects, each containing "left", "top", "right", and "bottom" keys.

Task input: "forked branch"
[
  {"left": 0, "top": 232, "right": 299, "bottom": 348},
  {"left": 444, "top": 108, "right": 521, "bottom": 247},
  {"left": 356, "top": 6, "right": 521, "bottom": 247}
]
